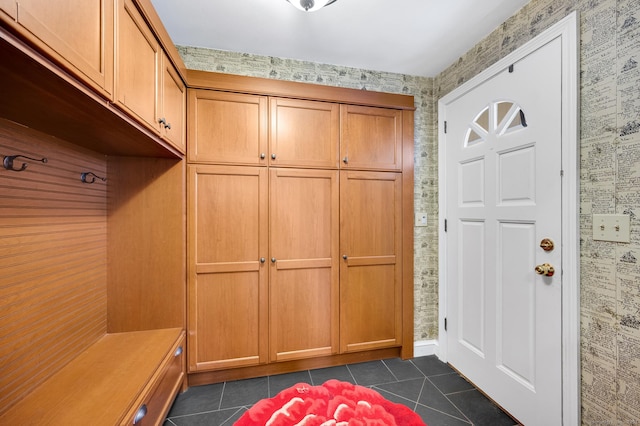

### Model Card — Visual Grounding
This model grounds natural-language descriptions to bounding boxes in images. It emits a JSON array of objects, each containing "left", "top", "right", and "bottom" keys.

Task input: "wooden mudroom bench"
[{"left": 0, "top": 328, "right": 185, "bottom": 426}]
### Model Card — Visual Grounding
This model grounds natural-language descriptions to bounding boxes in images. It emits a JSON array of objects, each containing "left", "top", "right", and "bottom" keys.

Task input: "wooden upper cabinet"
[
  {"left": 159, "top": 51, "right": 186, "bottom": 153},
  {"left": 115, "top": 0, "right": 159, "bottom": 132},
  {"left": 269, "top": 98, "right": 339, "bottom": 169},
  {"left": 269, "top": 168, "right": 339, "bottom": 362},
  {"left": 188, "top": 90, "right": 268, "bottom": 165},
  {"left": 6, "top": 0, "right": 114, "bottom": 97},
  {"left": 0, "top": 0, "right": 16, "bottom": 19},
  {"left": 340, "top": 170, "right": 403, "bottom": 353},
  {"left": 340, "top": 105, "right": 403, "bottom": 171}
]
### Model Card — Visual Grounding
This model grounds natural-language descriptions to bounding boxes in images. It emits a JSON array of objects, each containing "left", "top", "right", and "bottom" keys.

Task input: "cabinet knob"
[
  {"left": 165, "top": 122, "right": 171, "bottom": 130},
  {"left": 260, "top": 153, "right": 266, "bottom": 159},
  {"left": 343, "top": 255, "right": 348, "bottom": 260},
  {"left": 342, "top": 156, "right": 348, "bottom": 164},
  {"left": 174, "top": 346, "right": 183, "bottom": 357},
  {"left": 260, "top": 257, "right": 266, "bottom": 263},
  {"left": 133, "top": 404, "right": 147, "bottom": 424},
  {"left": 271, "top": 153, "right": 276, "bottom": 160},
  {"left": 271, "top": 257, "right": 276, "bottom": 263},
  {"left": 158, "top": 117, "right": 167, "bottom": 126}
]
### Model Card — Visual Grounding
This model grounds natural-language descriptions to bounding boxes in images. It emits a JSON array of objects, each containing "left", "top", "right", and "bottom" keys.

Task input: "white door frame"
[{"left": 437, "top": 11, "right": 580, "bottom": 426}]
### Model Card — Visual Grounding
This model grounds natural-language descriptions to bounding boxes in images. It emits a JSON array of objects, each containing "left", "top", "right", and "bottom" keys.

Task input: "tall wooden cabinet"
[
  {"left": 340, "top": 170, "right": 403, "bottom": 353},
  {"left": 187, "top": 73, "right": 414, "bottom": 384},
  {"left": 188, "top": 164, "right": 268, "bottom": 371},
  {"left": 269, "top": 168, "right": 340, "bottom": 362}
]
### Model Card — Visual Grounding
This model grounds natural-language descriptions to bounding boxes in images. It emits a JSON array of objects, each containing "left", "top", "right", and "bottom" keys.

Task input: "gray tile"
[
  {"left": 417, "top": 378, "right": 468, "bottom": 420},
  {"left": 446, "top": 389, "right": 516, "bottom": 426},
  {"left": 165, "top": 357, "right": 515, "bottom": 426},
  {"left": 411, "top": 356, "right": 456, "bottom": 377},
  {"left": 220, "top": 376, "right": 268, "bottom": 409},
  {"left": 429, "top": 373, "right": 475, "bottom": 394},
  {"left": 169, "top": 407, "right": 245, "bottom": 426},
  {"left": 383, "top": 357, "right": 425, "bottom": 381},
  {"left": 347, "top": 360, "right": 396, "bottom": 386},
  {"left": 268, "top": 370, "right": 312, "bottom": 396},
  {"left": 167, "top": 383, "right": 224, "bottom": 417},
  {"left": 374, "top": 377, "right": 425, "bottom": 404},
  {"left": 374, "top": 387, "right": 418, "bottom": 410},
  {"left": 309, "top": 364, "right": 354, "bottom": 385},
  {"left": 414, "top": 404, "right": 472, "bottom": 426}
]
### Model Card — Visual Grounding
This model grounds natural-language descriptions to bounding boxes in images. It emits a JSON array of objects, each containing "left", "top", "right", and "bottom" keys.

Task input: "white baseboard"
[{"left": 413, "top": 340, "right": 439, "bottom": 358}]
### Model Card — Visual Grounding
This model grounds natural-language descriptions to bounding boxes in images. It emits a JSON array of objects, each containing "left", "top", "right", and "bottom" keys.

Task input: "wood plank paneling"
[
  {"left": 0, "top": 118, "right": 107, "bottom": 415},
  {"left": 107, "top": 156, "right": 185, "bottom": 332}
]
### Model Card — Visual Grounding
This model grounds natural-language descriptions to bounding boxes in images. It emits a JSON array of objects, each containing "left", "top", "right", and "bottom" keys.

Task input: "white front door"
[{"left": 442, "top": 37, "right": 563, "bottom": 425}]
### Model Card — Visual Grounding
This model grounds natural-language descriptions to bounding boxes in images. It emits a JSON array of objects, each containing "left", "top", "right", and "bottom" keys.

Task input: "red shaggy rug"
[{"left": 235, "top": 379, "right": 427, "bottom": 425}]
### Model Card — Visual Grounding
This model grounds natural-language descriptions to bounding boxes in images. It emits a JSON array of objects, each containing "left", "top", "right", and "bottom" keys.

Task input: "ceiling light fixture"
[{"left": 286, "top": 0, "right": 338, "bottom": 12}]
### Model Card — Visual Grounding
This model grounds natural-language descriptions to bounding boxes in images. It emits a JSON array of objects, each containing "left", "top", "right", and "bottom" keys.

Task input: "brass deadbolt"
[{"left": 540, "top": 238, "right": 554, "bottom": 252}]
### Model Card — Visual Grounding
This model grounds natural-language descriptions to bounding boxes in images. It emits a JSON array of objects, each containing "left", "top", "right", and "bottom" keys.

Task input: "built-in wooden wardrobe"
[
  {"left": 186, "top": 71, "right": 415, "bottom": 385},
  {"left": 0, "top": 0, "right": 186, "bottom": 424},
  {"left": 1, "top": 0, "right": 415, "bottom": 420}
]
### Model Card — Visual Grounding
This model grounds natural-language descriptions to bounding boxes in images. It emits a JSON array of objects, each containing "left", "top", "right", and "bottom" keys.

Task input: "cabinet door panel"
[
  {"left": 340, "top": 171, "right": 402, "bottom": 352},
  {"left": 0, "top": 0, "right": 16, "bottom": 19},
  {"left": 270, "top": 268, "right": 334, "bottom": 361},
  {"left": 188, "top": 90, "right": 267, "bottom": 165},
  {"left": 270, "top": 98, "right": 339, "bottom": 168},
  {"left": 194, "top": 273, "right": 263, "bottom": 370},
  {"left": 188, "top": 165, "right": 268, "bottom": 371},
  {"left": 340, "top": 105, "right": 402, "bottom": 171},
  {"left": 15, "top": 0, "right": 113, "bottom": 95},
  {"left": 270, "top": 168, "right": 339, "bottom": 362},
  {"left": 116, "top": 0, "right": 159, "bottom": 130},
  {"left": 160, "top": 52, "right": 185, "bottom": 152}
]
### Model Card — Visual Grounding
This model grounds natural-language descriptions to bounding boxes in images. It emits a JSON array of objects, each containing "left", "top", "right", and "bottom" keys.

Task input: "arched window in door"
[{"left": 465, "top": 101, "right": 527, "bottom": 147}]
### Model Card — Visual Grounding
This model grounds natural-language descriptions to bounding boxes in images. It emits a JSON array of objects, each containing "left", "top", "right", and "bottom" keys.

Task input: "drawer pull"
[
  {"left": 174, "top": 346, "right": 183, "bottom": 357},
  {"left": 133, "top": 404, "right": 147, "bottom": 424}
]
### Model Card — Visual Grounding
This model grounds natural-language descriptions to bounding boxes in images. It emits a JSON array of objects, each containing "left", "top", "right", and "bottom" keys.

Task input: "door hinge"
[
  {"left": 444, "top": 121, "right": 447, "bottom": 134},
  {"left": 444, "top": 219, "right": 447, "bottom": 232},
  {"left": 444, "top": 317, "right": 447, "bottom": 331}
]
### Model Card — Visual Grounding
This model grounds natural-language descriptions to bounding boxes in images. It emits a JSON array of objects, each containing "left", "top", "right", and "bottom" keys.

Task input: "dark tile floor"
[{"left": 164, "top": 355, "right": 519, "bottom": 426}]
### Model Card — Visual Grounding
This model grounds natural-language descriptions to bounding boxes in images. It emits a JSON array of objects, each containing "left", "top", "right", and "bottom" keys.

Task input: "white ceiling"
[{"left": 150, "top": 0, "right": 531, "bottom": 77}]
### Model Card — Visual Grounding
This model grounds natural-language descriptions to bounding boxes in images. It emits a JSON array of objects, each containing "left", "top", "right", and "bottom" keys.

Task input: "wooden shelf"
[{"left": 0, "top": 28, "right": 182, "bottom": 159}]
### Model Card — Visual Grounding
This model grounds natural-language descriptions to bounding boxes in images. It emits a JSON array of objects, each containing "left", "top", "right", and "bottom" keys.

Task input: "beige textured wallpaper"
[{"left": 178, "top": 0, "right": 640, "bottom": 421}]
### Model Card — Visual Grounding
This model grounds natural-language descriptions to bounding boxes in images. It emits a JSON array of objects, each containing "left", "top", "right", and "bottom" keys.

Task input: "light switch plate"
[
  {"left": 593, "top": 214, "right": 630, "bottom": 243},
  {"left": 415, "top": 212, "right": 428, "bottom": 227}
]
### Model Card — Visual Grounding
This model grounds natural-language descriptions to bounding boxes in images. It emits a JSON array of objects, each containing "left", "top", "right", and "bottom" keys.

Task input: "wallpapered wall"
[{"left": 178, "top": 0, "right": 640, "bottom": 422}]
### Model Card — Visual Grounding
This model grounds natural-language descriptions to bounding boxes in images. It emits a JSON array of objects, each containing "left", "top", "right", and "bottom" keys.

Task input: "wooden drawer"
[{"left": 126, "top": 334, "right": 185, "bottom": 425}]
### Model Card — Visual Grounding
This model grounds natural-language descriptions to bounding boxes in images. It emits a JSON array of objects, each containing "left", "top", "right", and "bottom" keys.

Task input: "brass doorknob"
[{"left": 535, "top": 263, "right": 555, "bottom": 277}]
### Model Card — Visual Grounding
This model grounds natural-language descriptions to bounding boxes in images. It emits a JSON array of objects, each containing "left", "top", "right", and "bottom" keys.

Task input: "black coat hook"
[
  {"left": 81, "top": 172, "right": 107, "bottom": 184},
  {"left": 3, "top": 154, "right": 48, "bottom": 172}
]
